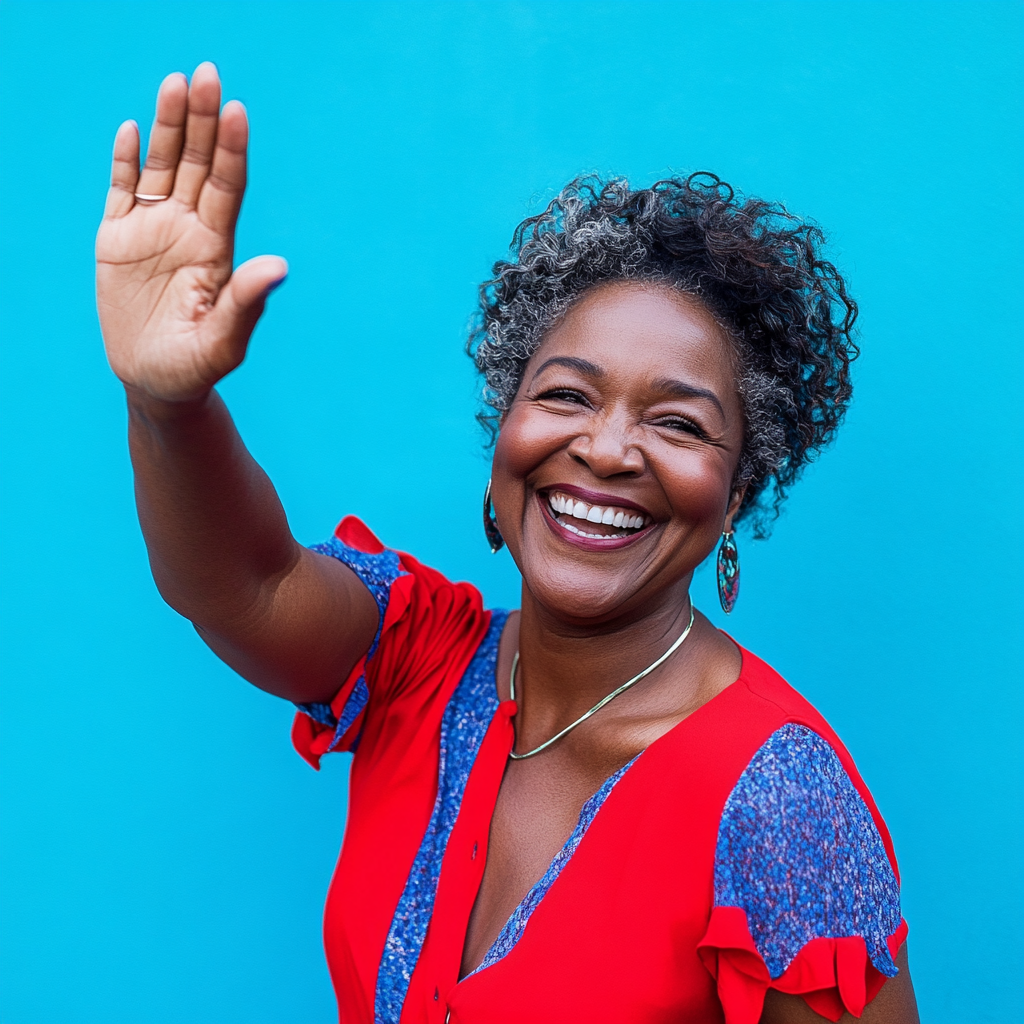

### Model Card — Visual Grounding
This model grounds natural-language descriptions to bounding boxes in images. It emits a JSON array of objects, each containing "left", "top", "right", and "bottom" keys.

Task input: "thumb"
[{"left": 204, "top": 255, "right": 288, "bottom": 374}]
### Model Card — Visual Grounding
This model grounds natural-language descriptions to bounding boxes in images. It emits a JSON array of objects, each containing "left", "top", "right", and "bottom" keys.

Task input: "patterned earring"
[
  {"left": 716, "top": 529, "right": 740, "bottom": 614},
  {"left": 483, "top": 479, "right": 504, "bottom": 554}
]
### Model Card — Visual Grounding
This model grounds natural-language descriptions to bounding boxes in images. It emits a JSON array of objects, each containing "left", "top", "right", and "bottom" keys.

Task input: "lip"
[
  {"left": 536, "top": 491, "right": 657, "bottom": 552},
  {"left": 539, "top": 483, "right": 655, "bottom": 520}
]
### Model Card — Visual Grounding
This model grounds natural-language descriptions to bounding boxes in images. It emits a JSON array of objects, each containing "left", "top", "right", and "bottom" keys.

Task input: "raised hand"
[{"left": 96, "top": 63, "right": 287, "bottom": 403}]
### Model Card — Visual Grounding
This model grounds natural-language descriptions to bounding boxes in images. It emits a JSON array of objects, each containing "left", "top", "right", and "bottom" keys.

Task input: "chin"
[
  {"left": 515, "top": 542, "right": 647, "bottom": 625},
  {"left": 529, "top": 579, "right": 633, "bottom": 625}
]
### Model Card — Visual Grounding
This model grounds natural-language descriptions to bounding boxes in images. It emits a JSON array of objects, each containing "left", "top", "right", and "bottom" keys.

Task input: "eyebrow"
[
  {"left": 531, "top": 356, "right": 604, "bottom": 380},
  {"left": 651, "top": 376, "right": 725, "bottom": 416}
]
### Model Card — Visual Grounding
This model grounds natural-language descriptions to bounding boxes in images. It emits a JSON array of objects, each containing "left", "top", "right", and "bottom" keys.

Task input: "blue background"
[{"left": 1, "top": 2, "right": 1021, "bottom": 1021}]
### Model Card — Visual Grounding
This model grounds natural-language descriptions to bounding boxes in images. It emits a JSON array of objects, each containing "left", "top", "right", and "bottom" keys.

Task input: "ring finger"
[{"left": 134, "top": 72, "right": 188, "bottom": 201}]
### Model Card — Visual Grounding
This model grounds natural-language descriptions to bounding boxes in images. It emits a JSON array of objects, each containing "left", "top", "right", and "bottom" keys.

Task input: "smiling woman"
[{"left": 96, "top": 65, "right": 919, "bottom": 1024}]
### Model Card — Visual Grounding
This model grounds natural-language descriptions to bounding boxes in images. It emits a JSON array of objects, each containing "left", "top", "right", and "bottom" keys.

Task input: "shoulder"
[
  {"left": 723, "top": 642, "right": 879, "bottom": 800},
  {"left": 699, "top": 717, "right": 906, "bottom": 1018},
  {"left": 729, "top": 641, "right": 835, "bottom": 731},
  {"left": 314, "top": 515, "right": 488, "bottom": 631},
  {"left": 713, "top": 721, "right": 902, "bottom": 971},
  {"left": 294, "top": 516, "right": 493, "bottom": 765},
  {"left": 716, "top": 640, "right": 901, "bottom": 867}
]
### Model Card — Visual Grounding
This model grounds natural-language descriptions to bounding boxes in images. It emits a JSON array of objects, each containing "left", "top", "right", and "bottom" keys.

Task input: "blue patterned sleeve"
[
  {"left": 713, "top": 723, "right": 903, "bottom": 984},
  {"left": 293, "top": 534, "right": 405, "bottom": 755}
]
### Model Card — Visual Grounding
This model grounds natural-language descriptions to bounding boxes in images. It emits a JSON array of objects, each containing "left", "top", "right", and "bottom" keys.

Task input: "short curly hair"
[{"left": 467, "top": 173, "right": 859, "bottom": 536}]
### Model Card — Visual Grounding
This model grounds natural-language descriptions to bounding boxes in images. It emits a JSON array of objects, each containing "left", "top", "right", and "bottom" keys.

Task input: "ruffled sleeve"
[
  {"left": 290, "top": 516, "right": 490, "bottom": 770},
  {"left": 697, "top": 723, "right": 907, "bottom": 1023},
  {"left": 290, "top": 516, "right": 407, "bottom": 767}
]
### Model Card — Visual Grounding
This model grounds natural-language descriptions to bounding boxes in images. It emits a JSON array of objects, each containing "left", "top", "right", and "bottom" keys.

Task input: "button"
[
  {"left": 434, "top": 987, "right": 439, "bottom": 1001},
  {"left": 471, "top": 842, "right": 478, "bottom": 860}
]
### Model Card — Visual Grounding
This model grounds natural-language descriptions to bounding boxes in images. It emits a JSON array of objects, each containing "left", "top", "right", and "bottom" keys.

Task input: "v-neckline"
[{"left": 456, "top": 613, "right": 747, "bottom": 980}]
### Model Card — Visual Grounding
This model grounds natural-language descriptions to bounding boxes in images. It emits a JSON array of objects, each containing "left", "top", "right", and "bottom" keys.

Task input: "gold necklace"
[{"left": 507, "top": 602, "right": 696, "bottom": 760}]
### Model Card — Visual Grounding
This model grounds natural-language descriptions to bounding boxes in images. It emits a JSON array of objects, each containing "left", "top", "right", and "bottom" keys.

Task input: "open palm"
[{"left": 96, "top": 63, "right": 286, "bottom": 403}]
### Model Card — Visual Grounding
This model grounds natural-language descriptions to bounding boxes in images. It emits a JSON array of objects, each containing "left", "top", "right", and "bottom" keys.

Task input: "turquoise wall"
[{"left": 1, "top": 3, "right": 1021, "bottom": 1021}]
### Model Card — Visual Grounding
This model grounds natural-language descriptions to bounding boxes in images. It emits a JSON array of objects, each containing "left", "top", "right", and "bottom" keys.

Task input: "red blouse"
[{"left": 293, "top": 518, "right": 906, "bottom": 1024}]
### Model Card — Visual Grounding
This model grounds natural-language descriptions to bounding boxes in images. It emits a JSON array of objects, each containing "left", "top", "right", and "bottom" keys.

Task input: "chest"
[
  {"left": 460, "top": 751, "right": 623, "bottom": 976},
  {"left": 439, "top": 729, "right": 727, "bottom": 1024},
  {"left": 326, "top": 640, "right": 765, "bottom": 1024}
]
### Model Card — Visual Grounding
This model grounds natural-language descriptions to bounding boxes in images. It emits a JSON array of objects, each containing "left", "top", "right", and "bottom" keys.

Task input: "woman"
[{"left": 96, "top": 64, "right": 919, "bottom": 1024}]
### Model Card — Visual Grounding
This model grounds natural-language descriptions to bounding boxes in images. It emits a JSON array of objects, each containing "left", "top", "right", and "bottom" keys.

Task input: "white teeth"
[
  {"left": 559, "top": 519, "right": 631, "bottom": 540},
  {"left": 547, "top": 491, "right": 647, "bottom": 532}
]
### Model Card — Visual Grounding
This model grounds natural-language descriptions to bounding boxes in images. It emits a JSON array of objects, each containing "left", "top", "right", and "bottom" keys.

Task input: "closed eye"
[
  {"left": 536, "top": 388, "right": 591, "bottom": 406},
  {"left": 654, "top": 416, "right": 708, "bottom": 439}
]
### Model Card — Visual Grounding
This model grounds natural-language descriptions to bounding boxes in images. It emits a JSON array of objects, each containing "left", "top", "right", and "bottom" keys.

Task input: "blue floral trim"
[
  {"left": 295, "top": 535, "right": 405, "bottom": 752},
  {"left": 374, "top": 610, "right": 508, "bottom": 1024},
  {"left": 714, "top": 723, "right": 902, "bottom": 979},
  {"left": 468, "top": 753, "right": 639, "bottom": 977}
]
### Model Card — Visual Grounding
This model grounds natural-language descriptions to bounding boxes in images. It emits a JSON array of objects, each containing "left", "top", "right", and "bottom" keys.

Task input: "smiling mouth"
[{"left": 545, "top": 490, "right": 650, "bottom": 540}]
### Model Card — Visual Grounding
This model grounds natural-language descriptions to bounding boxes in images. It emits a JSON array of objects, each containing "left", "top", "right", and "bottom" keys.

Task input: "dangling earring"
[
  {"left": 716, "top": 529, "right": 739, "bottom": 614},
  {"left": 483, "top": 479, "right": 504, "bottom": 553}
]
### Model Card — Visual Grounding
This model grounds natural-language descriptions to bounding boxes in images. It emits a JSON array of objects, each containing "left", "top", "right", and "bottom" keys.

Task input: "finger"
[
  {"left": 197, "top": 100, "right": 248, "bottom": 236},
  {"left": 135, "top": 72, "right": 187, "bottom": 201},
  {"left": 172, "top": 62, "right": 222, "bottom": 208},
  {"left": 204, "top": 256, "right": 289, "bottom": 374},
  {"left": 103, "top": 120, "right": 140, "bottom": 218}
]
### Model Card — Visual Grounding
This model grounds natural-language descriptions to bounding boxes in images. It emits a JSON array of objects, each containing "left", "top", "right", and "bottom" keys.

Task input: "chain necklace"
[{"left": 507, "top": 601, "right": 696, "bottom": 760}]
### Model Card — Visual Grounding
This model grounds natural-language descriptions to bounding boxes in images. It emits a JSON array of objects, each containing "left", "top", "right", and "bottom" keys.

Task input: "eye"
[
  {"left": 655, "top": 415, "right": 708, "bottom": 439},
  {"left": 536, "top": 388, "right": 590, "bottom": 406}
]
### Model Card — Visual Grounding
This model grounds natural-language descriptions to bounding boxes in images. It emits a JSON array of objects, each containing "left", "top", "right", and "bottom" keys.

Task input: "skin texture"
[{"left": 97, "top": 66, "right": 918, "bottom": 1024}]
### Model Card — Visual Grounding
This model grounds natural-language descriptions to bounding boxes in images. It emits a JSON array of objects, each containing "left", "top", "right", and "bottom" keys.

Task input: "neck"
[{"left": 512, "top": 576, "right": 696, "bottom": 717}]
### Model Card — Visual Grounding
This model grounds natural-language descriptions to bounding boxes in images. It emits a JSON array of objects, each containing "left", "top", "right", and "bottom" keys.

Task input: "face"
[{"left": 490, "top": 281, "right": 746, "bottom": 625}]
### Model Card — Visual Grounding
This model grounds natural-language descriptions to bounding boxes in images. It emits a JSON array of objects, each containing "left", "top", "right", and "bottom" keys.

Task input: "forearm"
[
  {"left": 127, "top": 385, "right": 379, "bottom": 703},
  {"left": 127, "top": 385, "right": 298, "bottom": 634}
]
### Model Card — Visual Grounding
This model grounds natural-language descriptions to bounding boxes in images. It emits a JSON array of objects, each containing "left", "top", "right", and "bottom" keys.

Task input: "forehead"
[{"left": 535, "top": 281, "right": 738, "bottom": 390}]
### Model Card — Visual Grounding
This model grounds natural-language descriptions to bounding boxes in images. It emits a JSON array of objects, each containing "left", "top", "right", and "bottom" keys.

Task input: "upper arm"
[
  {"left": 196, "top": 543, "right": 380, "bottom": 704},
  {"left": 760, "top": 943, "right": 919, "bottom": 1024}
]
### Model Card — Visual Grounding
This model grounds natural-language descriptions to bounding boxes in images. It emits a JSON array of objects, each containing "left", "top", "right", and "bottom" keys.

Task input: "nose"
[{"left": 566, "top": 409, "right": 645, "bottom": 478}]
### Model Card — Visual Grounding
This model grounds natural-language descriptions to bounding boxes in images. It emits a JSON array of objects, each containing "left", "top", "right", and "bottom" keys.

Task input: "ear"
[{"left": 724, "top": 484, "right": 747, "bottom": 532}]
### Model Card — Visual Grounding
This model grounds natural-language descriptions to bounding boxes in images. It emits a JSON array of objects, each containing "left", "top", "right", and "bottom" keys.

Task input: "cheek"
[
  {"left": 655, "top": 449, "right": 735, "bottom": 525},
  {"left": 492, "top": 405, "right": 570, "bottom": 480}
]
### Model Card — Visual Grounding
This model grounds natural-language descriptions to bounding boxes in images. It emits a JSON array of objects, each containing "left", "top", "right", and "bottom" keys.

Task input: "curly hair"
[{"left": 467, "top": 173, "right": 859, "bottom": 536}]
